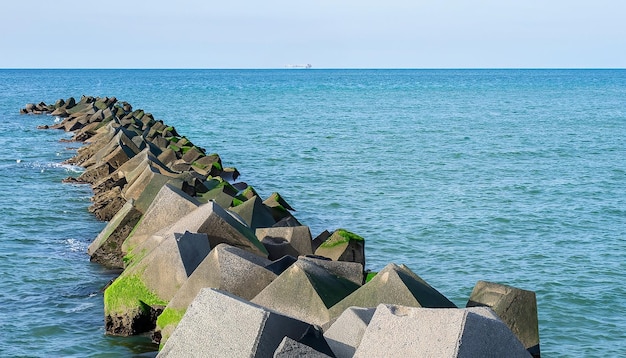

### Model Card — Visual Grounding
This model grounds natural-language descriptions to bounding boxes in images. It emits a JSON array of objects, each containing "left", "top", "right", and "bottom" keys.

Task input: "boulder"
[
  {"left": 467, "top": 280, "right": 540, "bottom": 357},
  {"left": 328, "top": 263, "right": 456, "bottom": 320},
  {"left": 157, "top": 288, "right": 316, "bottom": 357},
  {"left": 252, "top": 259, "right": 360, "bottom": 327},
  {"left": 353, "top": 305, "right": 531, "bottom": 357}
]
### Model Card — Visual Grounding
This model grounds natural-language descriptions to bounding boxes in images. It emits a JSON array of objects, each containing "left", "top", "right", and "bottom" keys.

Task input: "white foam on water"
[
  {"left": 65, "top": 238, "right": 87, "bottom": 253},
  {"left": 54, "top": 116, "right": 62, "bottom": 123},
  {"left": 16, "top": 159, "right": 22, "bottom": 163}
]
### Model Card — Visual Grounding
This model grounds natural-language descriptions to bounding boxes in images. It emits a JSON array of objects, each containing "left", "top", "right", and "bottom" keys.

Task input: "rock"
[
  {"left": 467, "top": 280, "right": 540, "bottom": 357},
  {"left": 252, "top": 259, "right": 360, "bottom": 327},
  {"left": 324, "top": 307, "right": 375, "bottom": 358},
  {"left": 314, "top": 229, "right": 365, "bottom": 267},
  {"left": 157, "top": 288, "right": 316, "bottom": 357},
  {"left": 328, "top": 263, "right": 456, "bottom": 320},
  {"left": 353, "top": 304, "right": 531, "bottom": 357}
]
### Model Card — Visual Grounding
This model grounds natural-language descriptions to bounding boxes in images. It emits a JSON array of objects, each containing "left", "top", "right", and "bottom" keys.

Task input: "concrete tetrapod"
[
  {"left": 157, "top": 288, "right": 317, "bottom": 357},
  {"left": 353, "top": 304, "right": 531, "bottom": 357}
]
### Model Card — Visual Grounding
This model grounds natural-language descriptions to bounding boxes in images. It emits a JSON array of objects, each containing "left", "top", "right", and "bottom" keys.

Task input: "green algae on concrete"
[
  {"left": 319, "top": 229, "right": 364, "bottom": 249},
  {"left": 104, "top": 273, "right": 167, "bottom": 316}
]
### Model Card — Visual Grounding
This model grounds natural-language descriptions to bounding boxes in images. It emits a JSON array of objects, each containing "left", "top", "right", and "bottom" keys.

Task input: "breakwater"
[{"left": 23, "top": 96, "right": 540, "bottom": 357}]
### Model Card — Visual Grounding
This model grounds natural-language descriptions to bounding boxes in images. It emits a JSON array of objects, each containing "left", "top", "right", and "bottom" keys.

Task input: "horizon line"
[{"left": 1, "top": 67, "right": 625, "bottom": 70}]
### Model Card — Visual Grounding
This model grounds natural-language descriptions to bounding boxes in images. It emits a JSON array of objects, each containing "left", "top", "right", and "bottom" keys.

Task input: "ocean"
[{"left": 0, "top": 69, "right": 624, "bottom": 356}]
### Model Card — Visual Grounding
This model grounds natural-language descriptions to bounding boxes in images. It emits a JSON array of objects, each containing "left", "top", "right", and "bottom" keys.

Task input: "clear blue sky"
[{"left": 2, "top": 0, "right": 624, "bottom": 68}]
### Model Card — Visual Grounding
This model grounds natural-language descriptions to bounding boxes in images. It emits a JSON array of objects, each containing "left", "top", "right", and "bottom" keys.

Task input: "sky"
[{"left": 1, "top": 0, "right": 625, "bottom": 68}]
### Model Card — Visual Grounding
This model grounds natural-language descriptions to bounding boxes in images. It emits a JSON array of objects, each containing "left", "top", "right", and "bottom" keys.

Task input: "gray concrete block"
[
  {"left": 122, "top": 183, "right": 200, "bottom": 257},
  {"left": 252, "top": 259, "right": 360, "bottom": 327},
  {"left": 467, "top": 280, "right": 540, "bottom": 357},
  {"left": 273, "top": 337, "right": 333, "bottom": 358},
  {"left": 157, "top": 288, "right": 315, "bottom": 357},
  {"left": 324, "top": 307, "right": 375, "bottom": 358},
  {"left": 256, "top": 226, "right": 314, "bottom": 257},
  {"left": 156, "top": 243, "right": 276, "bottom": 347},
  {"left": 353, "top": 304, "right": 531, "bottom": 358},
  {"left": 328, "top": 263, "right": 456, "bottom": 320},
  {"left": 301, "top": 255, "right": 364, "bottom": 286},
  {"left": 230, "top": 195, "right": 276, "bottom": 231},
  {"left": 314, "top": 229, "right": 365, "bottom": 267}
]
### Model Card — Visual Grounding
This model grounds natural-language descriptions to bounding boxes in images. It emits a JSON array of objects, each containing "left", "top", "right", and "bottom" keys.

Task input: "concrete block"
[
  {"left": 328, "top": 263, "right": 456, "bottom": 320},
  {"left": 104, "top": 231, "right": 211, "bottom": 336},
  {"left": 324, "top": 307, "right": 375, "bottom": 358},
  {"left": 256, "top": 226, "right": 313, "bottom": 257},
  {"left": 252, "top": 259, "right": 360, "bottom": 327},
  {"left": 157, "top": 288, "right": 315, "bottom": 357},
  {"left": 88, "top": 200, "right": 142, "bottom": 268},
  {"left": 301, "top": 255, "right": 364, "bottom": 286},
  {"left": 467, "top": 280, "right": 540, "bottom": 357},
  {"left": 230, "top": 195, "right": 276, "bottom": 231},
  {"left": 274, "top": 337, "right": 333, "bottom": 358},
  {"left": 353, "top": 305, "right": 531, "bottom": 357},
  {"left": 122, "top": 183, "right": 200, "bottom": 257},
  {"left": 314, "top": 229, "right": 365, "bottom": 267}
]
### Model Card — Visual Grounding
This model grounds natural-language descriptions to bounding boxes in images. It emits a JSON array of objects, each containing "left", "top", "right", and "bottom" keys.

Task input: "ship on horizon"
[{"left": 285, "top": 64, "right": 312, "bottom": 69}]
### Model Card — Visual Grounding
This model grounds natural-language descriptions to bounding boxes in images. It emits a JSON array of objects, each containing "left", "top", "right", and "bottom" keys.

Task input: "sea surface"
[{"left": 0, "top": 69, "right": 624, "bottom": 356}]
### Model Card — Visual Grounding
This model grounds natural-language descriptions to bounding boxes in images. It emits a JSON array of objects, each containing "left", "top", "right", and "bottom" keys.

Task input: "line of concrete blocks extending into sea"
[{"left": 22, "top": 96, "right": 540, "bottom": 357}]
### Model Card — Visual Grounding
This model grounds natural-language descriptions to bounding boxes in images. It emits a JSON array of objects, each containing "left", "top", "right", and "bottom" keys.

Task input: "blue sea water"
[{"left": 0, "top": 69, "right": 624, "bottom": 356}]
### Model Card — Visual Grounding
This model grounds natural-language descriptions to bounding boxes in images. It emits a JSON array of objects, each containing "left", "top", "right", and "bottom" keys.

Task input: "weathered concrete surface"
[
  {"left": 273, "top": 337, "right": 333, "bottom": 358},
  {"left": 301, "top": 255, "right": 364, "bottom": 286},
  {"left": 324, "top": 307, "right": 375, "bottom": 358},
  {"left": 157, "top": 288, "right": 315, "bottom": 357},
  {"left": 256, "top": 226, "right": 313, "bottom": 257},
  {"left": 252, "top": 259, "right": 360, "bottom": 327},
  {"left": 122, "top": 183, "right": 200, "bottom": 259},
  {"left": 87, "top": 200, "right": 142, "bottom": 268},
  {"left": 353, "top": 304, "right": 531, "bottom": 358},
  {"left": 328, "top": 263, "right": 456, "bottom": 320},
  {"left": 314, "top": 229, "right": 365, "bottom": 267},
  {"left": 104, "top": 231, "right": 211, "bottom": 336},
  {"left": 467, "top": 280, "right": 540, "bottom": 357},
  {"left": 229, "top": 195, "right": 276, "bottom": 231},
  {"left": 155, "top": 244, "right": 276, "bottom": 347}
]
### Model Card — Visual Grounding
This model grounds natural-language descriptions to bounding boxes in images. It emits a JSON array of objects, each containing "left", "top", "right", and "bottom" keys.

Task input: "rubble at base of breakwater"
[{"left": 22, "top": 96, "right": 540, "bottom": 357}]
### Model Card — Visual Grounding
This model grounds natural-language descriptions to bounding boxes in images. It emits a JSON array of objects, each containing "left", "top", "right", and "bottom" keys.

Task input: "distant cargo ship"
[{"left": 285, "top": 64, "right": 312, "bottom": 69}]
